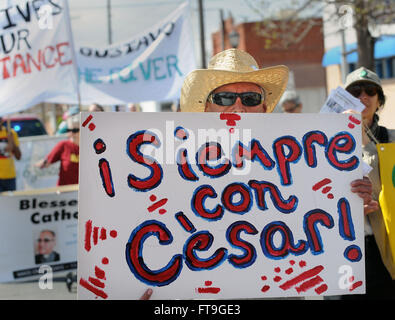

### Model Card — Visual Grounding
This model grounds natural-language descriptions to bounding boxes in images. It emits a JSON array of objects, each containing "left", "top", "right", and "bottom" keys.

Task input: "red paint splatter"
[
  {"left": 95, "top": 266, "right": 106, "bottom": 280},
  {"left": 196, "top": 280, "right": 221, "bottom": 294},
  {"left": 88, "top": 277, "right": 105, "bottom": 288},
  {"left": 349, "top": 281, "right": 363, "bottom": 292},
  {"left": 147, "top": 197, "right": 168, "bottom": 213},
  {"left": 99, "top": 228, "right": 107, "bottom": 240},
  {"left": 279, "top": 265, "right": 324, "bottom": 291},
  {"left": 220, "top": 113, "right": 241, "bottom": 126},
  {"left": 274, "top": 267, "right": 281, "bottom": 273},
  {"left": 197, "top": 287, "right": 221, "bottom": 294},
  {"left": 102, "top": 257, "right": 109, "bottom": 265},
  {"left": 79, "top": 278, "right": 108, "bottom": 299},
  {"left": 312, "top": 178, "right": 332, "bottom": 191},
  {"left": 315, "top": 284, "right": 328, "bottom": 295},
  {"left": 295, "top": 276, "right": 324, "bottom": 293},
  {"left": 261, "top": 285, "right": 270, "bottom": 293},
  {"left": 93, "top": 226, "right": 99, "bottom": 245},
  {"left": 285, "top": 267, "right": 293, "bottom": 275},
  {"left": 109, "top": 230, "right": 117, "bottom": 238},
  {"left": 299, "top": 260, "right": 306, "bottom": 268},
  {"left": 348, "top": 115, "right": 361, "bottom": 129},
  {"left": 82, "top": 115, "right": 93, "bottom": 128},
  {"left": 84, "top": 220, "right": 92, "bottom": 252},
  {"left": 273, "top": 276, "right": 282, "bottom": 282}
]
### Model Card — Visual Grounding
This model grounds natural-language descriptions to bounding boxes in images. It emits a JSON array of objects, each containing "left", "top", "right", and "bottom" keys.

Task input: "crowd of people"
[{"left": 1, "top": 47, "right": 394, "bottom": 300}]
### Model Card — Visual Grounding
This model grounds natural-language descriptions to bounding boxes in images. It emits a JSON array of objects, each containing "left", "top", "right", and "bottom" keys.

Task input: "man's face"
[
  {"left": 205, "top": 82, "right": 267, "bottom": 113},
  {"left": 37, "top": 231, "right": 56, "bottom": 255},
  {"left": 282, "top": 101, "right": 302, "bottom": 113}
]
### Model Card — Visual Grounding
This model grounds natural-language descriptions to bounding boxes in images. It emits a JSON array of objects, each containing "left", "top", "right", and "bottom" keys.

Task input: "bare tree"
[{"left": 244, "top": 0, "right": 395, "bottom": 70}]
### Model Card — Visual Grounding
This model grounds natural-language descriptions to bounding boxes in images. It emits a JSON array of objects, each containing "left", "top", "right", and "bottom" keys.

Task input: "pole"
[
  {"left": 63, "top": 0, "right": 82, "bottom": 107},
  {"left": 340, "top": 28, "right": 348, "bottom": 84},
  {"left": 197, "top": 0, "right": 206, "bottom": 68},
  {"left": 220, "top": 9, "right": 225, "bottom": 51},
  {"left": 107, "top": 0, "right": 113, "bottom": 45}
]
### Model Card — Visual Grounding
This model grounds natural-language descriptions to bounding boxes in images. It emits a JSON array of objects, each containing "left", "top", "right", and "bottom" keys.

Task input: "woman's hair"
[{"left": 377, "top": 87, "right": 386, "bottom": 108}]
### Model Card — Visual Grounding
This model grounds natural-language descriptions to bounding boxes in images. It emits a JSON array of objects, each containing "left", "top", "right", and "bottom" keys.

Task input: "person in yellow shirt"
[{"left": 0, "top": 116, "right": 21, "bottom": 192}]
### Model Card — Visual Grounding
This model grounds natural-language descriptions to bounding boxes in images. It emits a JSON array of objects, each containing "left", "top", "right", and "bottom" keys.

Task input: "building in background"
[
  {"left": 322, "top": 6, "right": 395, "bottom": 129},
  {"left": 211, "top": 16, "right": 327, "bottom": 113}
]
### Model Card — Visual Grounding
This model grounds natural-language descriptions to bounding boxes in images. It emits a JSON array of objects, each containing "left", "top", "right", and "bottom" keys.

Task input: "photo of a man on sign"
[{"left": 34, "top": 229, "right": 60, "bottom": 264}]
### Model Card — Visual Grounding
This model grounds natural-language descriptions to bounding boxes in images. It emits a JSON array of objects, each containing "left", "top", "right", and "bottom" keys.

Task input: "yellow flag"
[{"left": 377, "top": 143, "right": 395, "bottom": 260}]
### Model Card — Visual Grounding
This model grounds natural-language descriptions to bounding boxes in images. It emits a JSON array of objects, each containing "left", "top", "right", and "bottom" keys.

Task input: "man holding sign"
[
  {"left": 344, "top": 67, "right": 395, "bottom": 299},
  {"left": 180, "top": 49, "right": 374, "bottom": 212},
  {"left": 134, "top": 49, "right": 376, "bottom": 299}
]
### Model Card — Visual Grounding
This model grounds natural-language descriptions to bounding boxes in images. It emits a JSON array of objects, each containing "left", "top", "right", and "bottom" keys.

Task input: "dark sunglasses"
[
  {"left": 208, "top": 91, "right": 264, "bottom": 107},
  {"left": 346, "top": 83, "right": 380, "bottom": 98},
  {"left": 67, "top": 128, "right": 80, "bottom": 133}
]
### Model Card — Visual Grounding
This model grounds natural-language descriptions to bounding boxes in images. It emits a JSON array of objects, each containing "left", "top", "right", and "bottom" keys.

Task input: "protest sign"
[
  {"left": 0, "top": 185, "right": 78, "bottom": 282},
  {"left": 78, "top": 112, "right": 365, "bottom": 299},
  {"left": 377, "top": 143, "right": 395, "bottom": 265},
  {"left": 47, "top": 2, "right": 196, "bottom": 105},
  {"left": 15, "top": 135, "right": 65, "bottom": 191},
  {"left": 0, "top": 0, "right": 79, "bottom": 116}
]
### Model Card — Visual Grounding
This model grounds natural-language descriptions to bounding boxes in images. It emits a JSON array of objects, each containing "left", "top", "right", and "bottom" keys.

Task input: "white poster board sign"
[
  {"left": 0, "top": 186, "right": 78, "bottom": 282},
  {"left": 78, "top": 112, "right": 365, "bottom": 299},
  {"left": 15, "top": 135, "right": 64, "bottom": 191}
]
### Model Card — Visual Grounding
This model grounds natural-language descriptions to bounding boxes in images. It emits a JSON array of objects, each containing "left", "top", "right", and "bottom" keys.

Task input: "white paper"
[{"left": 320, "top": 86, "right": 366, "bottom": 114}]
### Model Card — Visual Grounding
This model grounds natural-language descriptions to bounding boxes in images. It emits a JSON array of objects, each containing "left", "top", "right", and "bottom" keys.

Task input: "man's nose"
[{"left": 231, "top": 97, "right": 246, "bottom": 113}]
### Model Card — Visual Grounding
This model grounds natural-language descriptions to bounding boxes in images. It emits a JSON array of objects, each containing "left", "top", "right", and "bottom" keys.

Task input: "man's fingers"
[
  {"left": 364, "top": 201, "right": 379, "bottom": 215},
  {"left": 140, "top": 288, "right": 153, "bottom": 300}
]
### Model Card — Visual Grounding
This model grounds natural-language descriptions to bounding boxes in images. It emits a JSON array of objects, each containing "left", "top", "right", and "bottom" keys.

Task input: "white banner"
[
  {"left": 15, "top": 135, "right": 64, "bottom": 191},
  {"left": 0, "top": 0, "right": 79, "bottom": 116},
  {"left": 0, "top": 186, "right": 78, "bottom": 282},
  {"left": 78, "top": 112, "right": 365, "bottom": 299},
  {"left": 47, "top": 2, "right": 196, "bottom": 105}
]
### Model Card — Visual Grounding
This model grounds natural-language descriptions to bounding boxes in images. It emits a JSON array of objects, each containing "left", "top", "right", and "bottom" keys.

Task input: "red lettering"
[
  {"left": 221, "top": 182, "right": 252, "bottom": 214},
  {"left": 125, "top": 220, "right": 183, "bottom": 286},
  {"left": 126, "top": 130, "right": 163, "bottom": 191},
  {"left": 191, "top": 185, "right": 224, "bottom": 221},
  {"left": 303, "top": 131, "right": 327, "bottom": 168},
  {"left": 0, "top": 56, "right": 11, "bottom": 79},
  {"left": 42, "top": 45, "right": 57, "bottom": 68},
  {"left": 326, "top": 132, "right": 358, "bottom": 171},
  {"left": 273, "top": 136, "right": 302, "bottom": 185},
  {"left": 184, "top": 231, "right": 227, "bottom": 271},
  {"left": 12, "top": 53, "right": 28, "bottom": 76},
  {"left": 56, "top": 42, "right": 72, "bottom": 66}
]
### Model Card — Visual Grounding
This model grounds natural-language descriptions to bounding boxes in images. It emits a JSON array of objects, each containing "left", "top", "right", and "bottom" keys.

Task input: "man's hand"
[
  {"left": 350, "top": 176, "right": 379, "bottom": 215},
  {"left": 140, "top": 288, "right": 153, "bottom": 300},
  {"left": 6, "top": 132, "right": 21, "bottom": 160}
]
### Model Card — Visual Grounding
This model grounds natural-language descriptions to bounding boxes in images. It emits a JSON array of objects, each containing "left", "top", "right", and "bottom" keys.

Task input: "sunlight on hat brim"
[{"left": 180, "top": 65, "right": 289, "bottom": 113}]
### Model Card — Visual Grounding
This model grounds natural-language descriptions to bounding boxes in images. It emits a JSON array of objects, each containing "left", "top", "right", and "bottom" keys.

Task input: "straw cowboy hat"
[{"left": 180, "top": 49, "right": 289, "bottom": 113}]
